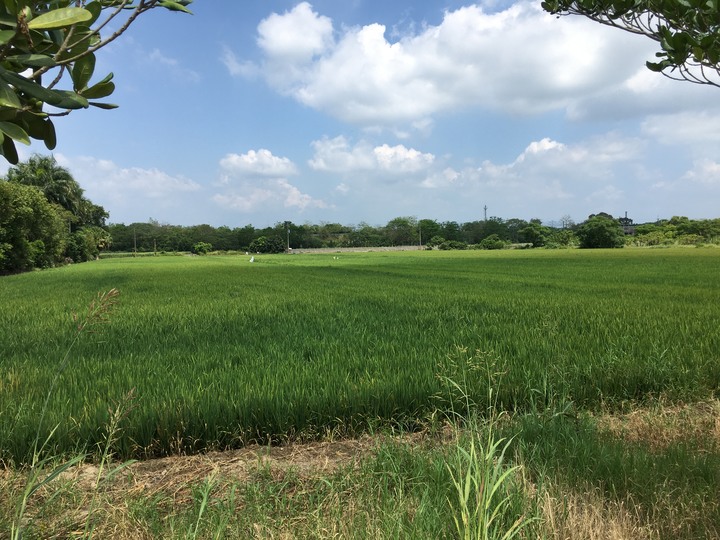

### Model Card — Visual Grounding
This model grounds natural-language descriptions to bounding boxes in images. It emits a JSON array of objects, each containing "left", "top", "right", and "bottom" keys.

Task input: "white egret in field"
[{"left": 250, "top": 256, "right": 255, "bottom": 263}]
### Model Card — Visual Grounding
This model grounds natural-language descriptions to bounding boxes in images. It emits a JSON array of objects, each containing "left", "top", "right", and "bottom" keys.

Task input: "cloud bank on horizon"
[{"left": 5, "top": 1, "right": 719, "bottom": 227}]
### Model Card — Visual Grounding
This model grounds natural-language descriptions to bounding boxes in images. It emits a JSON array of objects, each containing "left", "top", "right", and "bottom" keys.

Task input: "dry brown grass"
[
  {"left": 596, "top": 399, "right": 720, "bottom": 452},
  {"left": 118, "top": 435, "right": 375, "bottom": 502},
  {"left": 2, "top": 434, "right": 407, "bottom": 538},
  {"left": 3, "top": 404, "right": 719, "bottom": 538},
  {"left": 539, "top": 485, "right": 658, "bottom": 540}
]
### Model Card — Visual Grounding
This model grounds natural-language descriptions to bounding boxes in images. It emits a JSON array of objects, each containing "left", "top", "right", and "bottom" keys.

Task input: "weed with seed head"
[
  {"left": 439, "top": 347, "right": 540, "bottom": 540},
  {"left": 11, "top": 288, "right": 120, "bottom": 540},
  {"left": 84, "top": 387, "right": 138, "bottom": 537}
]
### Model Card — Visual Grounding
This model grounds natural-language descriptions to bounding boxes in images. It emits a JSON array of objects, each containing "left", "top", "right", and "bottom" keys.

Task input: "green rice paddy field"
[{"left": 1, "top": 248, "right": 719, "bottom": 464}]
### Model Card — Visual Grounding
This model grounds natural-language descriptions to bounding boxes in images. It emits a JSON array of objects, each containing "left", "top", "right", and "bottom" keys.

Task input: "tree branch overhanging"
[{"left": 543, "top": 0, "right": 720, "bottom": 87}]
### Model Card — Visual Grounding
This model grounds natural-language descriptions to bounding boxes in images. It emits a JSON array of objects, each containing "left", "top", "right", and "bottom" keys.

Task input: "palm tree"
[{"left": 6, "top": 154, "right": 84, "bottom": 216}]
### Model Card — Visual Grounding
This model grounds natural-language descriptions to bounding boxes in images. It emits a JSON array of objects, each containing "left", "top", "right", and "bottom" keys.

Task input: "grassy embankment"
[{"left": 1, "top": 248, "right": 718, "bottom": 538}]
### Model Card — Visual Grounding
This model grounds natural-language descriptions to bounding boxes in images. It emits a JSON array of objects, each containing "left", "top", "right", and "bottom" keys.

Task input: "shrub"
[
  {"left": 479, "top": 234, "right": 506, "bottom": 250},
  {"left": 576, "top": 216, "right": 625, "bottom": 249},
  {"left": 439, "top": 240, "right": 468, "bottom": 250},
  {"left": 248, "top": 236, "right": 285, "bottom": 254},
  {"left": 546, "top": 229, "right": 577, "bottom": 248},
  {"left": 426, "top": 235, "right": 446, "bottom": 248},
  {"left": 66, "top": 227, "right": 112, "bottom": 263},
  {"left": 192, "top": 242, "right": 213, "bottom": 255},
  {"left": 0, "top": 182, "right": 67, "bottom": 274},
  {"left": 678, "top": 234, "right": 703, "bottom": 245}
]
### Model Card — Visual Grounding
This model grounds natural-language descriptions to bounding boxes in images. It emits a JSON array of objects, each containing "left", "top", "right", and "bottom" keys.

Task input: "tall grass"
[
  {"left": 1, "top": 248, "right": 718, "bottom": 462},
  {"left": 9, "top": 288, "right": 126, "bottom": 540},
  {"left": 509, "top": 409, "right": 720, "bottom": 538},
  {"left": 440, "top": 347, "right": 538, "bottom": 540}
]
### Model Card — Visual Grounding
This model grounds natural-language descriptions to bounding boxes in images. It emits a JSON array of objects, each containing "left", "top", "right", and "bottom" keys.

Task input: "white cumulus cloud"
[
  {"left": 215, "top": 148, "right": 325, "bottom": 214},
  {"left": 55, "top": 154, "right": 201, "bottom": 202},
  {"left": 374, "top": 144, "right": 435, "bottom": 172},
  {"left": 257, "top": 2, "right": 334, "bottom": 62},
  {"left": 642, "top": 111, "right": 720, "bottom": 151},
  {"left": 682, "top": 160, "right": 720, "bottom": 186},
  {"left": 220, "top": 149, "right": 298, "bottom": 178},
  {"left": 256, "top": 2, "right": 334, "bottom": 88},
  {"left": 213, "top": 179, "right": 327, "bottom": 213},
  {"left": 309, "top": 136, "right": 434, "bottom": 174},
  {"left": 52, "top": 154, "right": 202, "bottom": 223},
  {"left": 228, "top": 1, "right": 670, "bottom": 129},
  {"left": 415, "top": 134, "right": 647, "bottom": 219},
  {"left": 470, "top": 134, "right": 643, "bottom": 186}
]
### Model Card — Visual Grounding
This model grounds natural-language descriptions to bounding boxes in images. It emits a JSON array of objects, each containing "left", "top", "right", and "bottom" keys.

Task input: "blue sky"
[{"left": 4, "top": 1, "right": 719, "bottom": 227}]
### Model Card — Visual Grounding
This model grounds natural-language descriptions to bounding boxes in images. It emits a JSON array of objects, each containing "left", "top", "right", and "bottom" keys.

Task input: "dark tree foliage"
[
  {"left": 6, "top": 154, "right": 108, "bottom": 230},
  {"left": 2, "top": 155, "right": 110, "bottom": 269},
  {"left": 384, "top": 216, "right": 419, "bottom": 246},
  {"left": 576, "top": 215, "right": 626, "bottom": 248},
  {"left": 66, "top": 225, "right": 111, "bottom": 262},
  {"left": 520, "top": 222, "right": 551, "bottom": 247},
  {"left": 7, "top": 154, "right": 81, "bottom": 213},
  {"left": 98, "top": 215, "right": 720, "bottom": 255},
  {"left": 0, "top": 180, "right": 67, "bottom": 273},
  {"left": 192, "top": 241, "right": 212, "bottom": 255},
  {"left": 478, "top": 234, "right": 506, "bottom": 250},
  {"left": 249, "top": 235, "right": 285, "bottom": 254}
]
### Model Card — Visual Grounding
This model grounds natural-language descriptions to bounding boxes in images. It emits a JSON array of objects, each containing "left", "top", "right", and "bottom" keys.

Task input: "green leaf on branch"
[
  {"left": 3, "top": 0, "right": 18, "bottom": 16},
  {"left": 81, "top": 81, "right": 114, "bottom": 99},
  {"left": 0, "top": 69, "right": 59, "bottom": 102},
  {"left": 0, "top": 120, "right": 30, "bottom": 144},
  {"left": 43, "top": 118, "right": 56, "bottom": 149},
  {"left": 71, "top": 53, "right": 96, "bottom": 91},
  {"left": 27, "top": 7, "right": 93, "bottom": 30},
  {"left": 0, "top": 80, "right": 21, "bottom": 108},
  {"left": 0, "top": 1, "right": 192, "bottom": 162},
  {"left": 91, "top": 72, "right": 114, "bottom": 86},
  {"left": 0, "top": 29, "right": 15, "bottom": 45},
  {"left": 0, "top": 69, "right": 88, "bottom": 109},
  {"left": 88, "top": 101, "right": 118, "bottom": 109},
  {"left": 646, "top": 59, "right": 671, "bottom": 72},
  {"left": 6, "top": 53, "right": 56, "bottom": 67},
  {"left": 1, "top": 132, "right": 19, "bottom": 164},
  {"left": 157, "top": 1, "right": 193, "bottom": 14},
  {"left": 58, "top": 28, "right": 94, "bottom": 60},
  {"left": 542, "top": 0, "right": 720, "bottom": 86},
  {"left": 46, "top": 28, "right": 65, "bottom": 47},
  {"left": 84, "top": 2, "right": 103, "bottom": 26},
  {"left": 81, "top": 74, "right": 114, "bottom": 99},
  {"left": 52, "top": 90, "right": 89, "bottom": 110},
  {"left": 18, "top": 112, "right": 56, "bottom": 149},
  {"left": 84, "top": 81, "right": 114, "bottom": 99}
]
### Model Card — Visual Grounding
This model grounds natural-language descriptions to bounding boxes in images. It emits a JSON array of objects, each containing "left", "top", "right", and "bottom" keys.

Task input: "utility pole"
[{"left": 284, "top": 221, "right": 291, "bottom": 253}]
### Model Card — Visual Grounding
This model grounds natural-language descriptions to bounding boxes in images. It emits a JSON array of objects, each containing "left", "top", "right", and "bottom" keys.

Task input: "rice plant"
[
  {"left": 0, "top": 248, "right": 718, "bottom": 461},
  {"left": 10, "top": 288, "right": 122, "bottom": 540}
]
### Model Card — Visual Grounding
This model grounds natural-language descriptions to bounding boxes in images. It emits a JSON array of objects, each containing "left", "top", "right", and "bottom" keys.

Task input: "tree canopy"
[
  {"left": 542, "top": 0, "right": 720, "bottom": 86},
  {"left": 576, "top": 214, "right": 626, "bottom": 248},
  {"left": 6, "top": 153, "right": 107, "bottom": 229},
  {"left": 7, "top": 153, "right": 81, "bottom": 211},
  {"left": 1, "top": 154, "right": 110, "bottom": 271},
  {"left": 0, "top": 0, "right": 192, "bottom": 163},
  {"left": 0, "top": 180, "right": 67, "bottom": 273}
]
